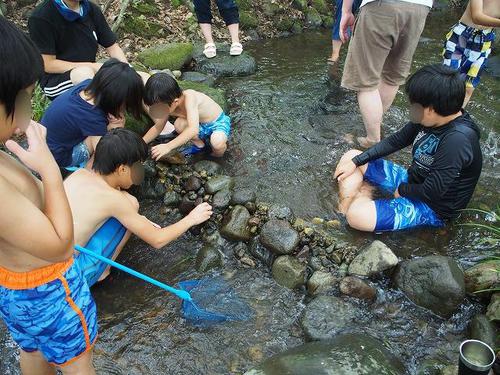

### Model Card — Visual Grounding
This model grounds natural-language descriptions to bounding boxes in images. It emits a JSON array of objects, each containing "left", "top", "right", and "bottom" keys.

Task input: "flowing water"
[{"left": 1, "top": 8, "right": 499, "bottom": 375}]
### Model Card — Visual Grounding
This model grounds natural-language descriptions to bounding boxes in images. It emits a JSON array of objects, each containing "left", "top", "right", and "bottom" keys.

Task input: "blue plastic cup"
[{"left": 458, "top": 340, "right": 495, "bottom": 375}]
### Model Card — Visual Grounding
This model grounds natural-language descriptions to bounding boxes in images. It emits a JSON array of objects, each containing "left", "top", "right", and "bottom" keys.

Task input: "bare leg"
[
  {"left": 463, "top": 87, "right": 474, "bottom": 108},
  {"left": 379, "top": 81, "right": 399, "bottom": 113},
  {"left": 70, "top": 66, "right": 95, "bottom": 85},
  {"left": 345, "top": 196, "right": 377, "bottom": 232},
  {"left": 174, "top": 118, "right": 204, "bottom": 147},
  {"left": 330, "top": 39, "right": 342, "bottom": 62},
  {"left": 227, "top": 23, "right": 240, "bottom": 44},
  {"left": 209, "top": 131, "right": 228, "bottom": 157},
  {"left": 357, "top": 89, "right": 383, "bottom": 145},
  {"left": 58, "top": 350, "right": 95, "bottom": 375},
  {"left": 199, "top": 23, "right": 214, "bottom": 44},
  {"left": 335, "top": 149, "right": 368, "bottom": 214},
  {"left": 20, "top": 350, "right": 56, "bottom": 375}
]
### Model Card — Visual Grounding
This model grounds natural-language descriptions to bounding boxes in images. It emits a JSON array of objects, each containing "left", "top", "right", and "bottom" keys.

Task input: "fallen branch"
[
  {"left": 102, "top": 0, "right": 114, "bottom": 14},
  {"left": 111, "top": 0, "right": 130, "bottom": 32}
]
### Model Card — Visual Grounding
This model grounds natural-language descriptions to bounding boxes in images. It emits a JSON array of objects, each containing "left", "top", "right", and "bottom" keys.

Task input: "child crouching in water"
[{"left": 144, "top": 73, "right": 231, "bottom": 159}]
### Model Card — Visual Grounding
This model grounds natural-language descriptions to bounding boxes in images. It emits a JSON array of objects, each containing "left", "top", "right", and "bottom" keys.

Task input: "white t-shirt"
[{"left": 360, "top": 0, "right": 433, "bottom": 8}]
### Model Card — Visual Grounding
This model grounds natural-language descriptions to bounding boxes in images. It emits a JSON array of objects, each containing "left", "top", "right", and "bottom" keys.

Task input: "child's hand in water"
[
  {"left": 334, "top": 159, "right": 357, "bottom": 182},
  {"left": 151, "top": 144, "right": 172, "bottom": 161},
  {"left": 187, "top": 202, "right": 213, "bottom": 225},
  {"left": 5, "top": 121, "right": 59, "bottom": 177}
]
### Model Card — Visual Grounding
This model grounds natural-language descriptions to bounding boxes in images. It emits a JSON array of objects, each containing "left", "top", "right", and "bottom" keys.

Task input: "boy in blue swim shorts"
[
  {"left": 65, "top": 129, "right": 213, "bottom": 287},
  {"left": 143, "top": 73, "right": 231, "bottom": 159},
  {"left": 0, "top": 18, "right": 97, "bottom": 373},
  {"left": 334, "top": 65, "right": 482, "bottom": 232}
]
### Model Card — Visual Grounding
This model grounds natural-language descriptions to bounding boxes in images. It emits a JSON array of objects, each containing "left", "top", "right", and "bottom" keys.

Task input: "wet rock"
[
  {"left": 394, "top": 256, "right": 465, "bottom": 318},
  {"left": 193, "top": 160, "right": 222, "bottom": 175},
  {"left": 248, "top": 217, "right": 261, "bottom": 227},
  {"left": 485, "top": 55, "right": 500, "bottom": 78},
  {"left": 195, "top": 244, "right": 223, "bottom": 273},
  {"left": 271, "top": 255, "right": 306, "bottom": 289},
  {"left": 305, "top": 8, "right": 322, "bottom": 28},
  {"left": 184, "top": 175, "right": 202, "bottom": 191},
  {"left": 468, "top": 314, "right": 497, "bottom": 349},
  {"left": 348, "top": 240, "right": 398, "bottom": 277},
  {"left": 179, "top": 195, "right": 196, "bottom": 214},
  {"left": 301, "top": 295, "right": 364, "bottom": 340},
  {"left": 193, "top": 44, "right": 257, "bottom": 78},
  {"left": 307, "top": 271, "right": 336, "bottom": 295},
  {"left": 486, "top": 293, "right": 500, "bottom": 322},
  {"left": 220, "top": 205, "right": 252, "bottom": 241},
  {"left": 245, "top": 202, "right": 257, "bottom": 214},
  {"left": 212, "top": 189, "right": 232, "bottom": 210},
  {"left": 464, "top": 259, "right": 500, "bottom": 294},
  {"left": 339, "top": 276, "right": 376, "bottom": 301},
  {"left": 163, "top": 191, "right": 181, "bottom": 207},
  {"left": 268, "top": 204, "right": 294, "bottom": 221},
  {"left": 240, "top": 11, "right": 259, "bottom": 29},
  {"left": 240, "top": 256, "right": 256, "bottom": 268},
  {"left": 231, "top": 188, "right": 256, "bottom": 206},
  {"left": 244, "top": 333, "right": 405, "bottom": 375},
  {"left": 205, "top": 175, "right": 235, "bottom": 194},
  {"left": 309, "top": 256, "right": 324, "bottom": 271},
  {"left": 143, "top": 159, "right": 157, "bottom": 178},
  {"left": 138, "top": 42, "right": 194, "bottom": 70},
  {"left": 260, "top": 220, "right": 300, "bottom": 255},
  {"left": 181, "top": 71, "right": 215, "bottom": 87},
  {"left": 441, "top": 365, "right": 458, "bottom": 375},
  {"left": 291, "top": 0, "right": 307, "bottom": 11},
  {"left": 249, "top": 237, "right": 274, "bottom": 266}
]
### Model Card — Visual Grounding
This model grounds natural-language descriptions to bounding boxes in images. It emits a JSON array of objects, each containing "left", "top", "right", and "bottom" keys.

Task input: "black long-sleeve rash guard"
[{"left": 352, "top": 112, "right": 483, "bottom": 219}]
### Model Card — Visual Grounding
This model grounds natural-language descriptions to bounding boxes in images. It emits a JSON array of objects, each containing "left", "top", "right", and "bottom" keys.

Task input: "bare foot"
[{"left": 357, "top": 136, "right": 378, "bottom": 149}]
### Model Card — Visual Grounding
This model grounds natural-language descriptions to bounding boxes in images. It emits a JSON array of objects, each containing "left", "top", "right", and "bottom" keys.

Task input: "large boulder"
[
  {"left": 180, "top": 71, "right": 215, "bottom": 87},
  {"left": 220, "top": 205, "right": 251, "bottom": 241},
  {"left": 394, "top": 256, "right": 465, "bottom": 318},
  {"left": 193, "top": 44, "right": 257, "bottom": 78},
  {"left": 301, "top": 295, "right": 364, "bottom": 340},
  {"left": 260, "top": 220, "right": 300, "bottom": 255},
  {"left": 244, "top": 333, "right": 406, "bottom": 375},
  {"left": 464, "top": 259, "right": 500, "bottom": 294},
  {"left": 272, "top": 256, "right": 306, "bottom": 289},
  {"left": 138, "top": 43, "right": 194, "bottom": 70},
  {"left": 348, "top": 240, "right": 398, "bottom": 277}
]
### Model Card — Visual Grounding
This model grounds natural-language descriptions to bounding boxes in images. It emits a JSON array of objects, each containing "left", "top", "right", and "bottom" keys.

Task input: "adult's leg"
[
  {"left": 20, "top": 350, "right": 56, "bottom": 375},
  {"left": 58, "top": 350, "right": 95, "bottom": 375},
  {"left": 70, "top": 66, "right": 95, "bottom": 85},
  {"left": 227, "top": 23, "right": 240, "bottom": 45},
  {"left": 357, "top": 90, "right": 383, "bottom": 146},
  {"left": 379, "top": 81, "right": 399, "bottom": 113},
  {"left": 194, "top": 0, "right": 214, "bottom": 44},
  {"left": 210, "top": 131, "right": 228, "bottom": 157},
  {"left": 335, "top": 149, "right": 368, "bottom": 213},
  {"left": 330, "top": 0, "right": 343, "bottom": 62},
  {"left": 199, "top": 24, "right": 215, "bottom": 45}
]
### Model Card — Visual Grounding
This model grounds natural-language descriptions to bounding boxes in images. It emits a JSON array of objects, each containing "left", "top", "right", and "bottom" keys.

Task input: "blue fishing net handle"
[{"left": 74, "top": 245, "right": 192, "bottom": 301}]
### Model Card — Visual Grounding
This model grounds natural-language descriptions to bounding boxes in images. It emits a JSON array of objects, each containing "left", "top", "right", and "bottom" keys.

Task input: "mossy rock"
[
  {"left": 125, "top": 113, "right": 153, "bottom": 135},
  {"left": 292, "top": 0, "right": 308, "bottom": 11},
  {"left": 131, "top": 0, "right": 158, "bottom": 15},
  {"left": 322, "top": 15, "right": 334, "bottom": 28},
  {"left": 277, "top": 18, "right": 294, "bottom": 32},
  {"left": 171, "top": 0, "right": 182, "bottom": 8},
  {"left": 312, "top": 0, "right": 330, "bottom": 15},
  {"left": 120, "top": 14, "right": 163, "bottom": 39},
  {"left": 291, "top": 20, "right": 304, "bottom": 34},
  {"left": 178, "top": 80, "right": 228, "bottom": 112},
  {"left": 130, "top": 61, "right": 149, "bottom": 73},
  {"left": 138, "top": 43, "right": 194, "bottom": 71},
  {"left": 239, "top": 11, "right": 258, "bottom": 29},
  {"left": 235, "top": 0, "right": 252, "bottom": 11},
  {"left": 262, "top": 2, "right": 281, "bottom": 17},
  {"left": 305, "top": 8, "right": 323, "bottom": 28}
]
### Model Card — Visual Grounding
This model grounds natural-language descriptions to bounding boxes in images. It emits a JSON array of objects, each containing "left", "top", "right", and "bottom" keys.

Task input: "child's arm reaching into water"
[
  {"left": 0, "top": 121, "right": 74, "bottom": 262},
  {"left": 151, "top": 93, "right": 200, "bottom": 161},
  {"left": 143, "top": 113, "right": 170, "bottom": 144},
  {"left": 470, "top": 0, "right": 500, "bottom": 27}
]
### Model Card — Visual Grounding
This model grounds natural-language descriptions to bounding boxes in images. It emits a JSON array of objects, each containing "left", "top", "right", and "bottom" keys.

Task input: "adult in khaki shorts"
[{"left": 339, "top": 0, "right": 432, "bottom": 147}]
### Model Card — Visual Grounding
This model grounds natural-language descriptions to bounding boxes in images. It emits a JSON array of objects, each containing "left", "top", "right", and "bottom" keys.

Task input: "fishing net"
[{"left": 178, "top": 277, "right": 253, "bottom": 326}]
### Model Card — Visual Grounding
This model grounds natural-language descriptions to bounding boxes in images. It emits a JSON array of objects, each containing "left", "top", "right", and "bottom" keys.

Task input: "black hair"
[
  {"left": 85, "top": 58, "right": 144, "bottom": 119},
  {"left": 92, "top": 128, "right": 148, "bottom": 175},
  {"left": 0, "top": 17, "right": 43, "bottom": 118},
  {"left": 144, "top": 72, "right": 182, "bottom": 106},
  {"left": 405, "top": 64, "right": 465, "bottom": 116}
]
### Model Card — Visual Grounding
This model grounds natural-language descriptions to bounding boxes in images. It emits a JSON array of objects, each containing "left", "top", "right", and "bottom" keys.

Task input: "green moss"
[
  {"left": 125, "top": 113, "right": 153, "bottom": 136},
  {"left": 235, "top": 0, "right": 252, "bottom": 11},
  {"left": 239, "top": 11, "right": 258, "bottom": 29},
  {"left": 171, "top": 0, "right": 182, "bottom": 8},
  {"left": 138, "top": 43, "right": 194, "bottom": 70},
  {"left": 32, "top": 85, "right": 50, "bottom": 122},
  {"left": 121, "top": 14, "right": 163, "bottom": 39},
  {"left": 312, "top": 0, "right": 330, "bottom": 14},
  {"left": 131, "top": 0, "right": 158, "bottom": 15},
  {"left": 321, "top": 15, "right": 334, "bottom": 28},
  {"left": 179, "top": 81, "right": 228, "bottom": 112},
  {"left": 292, "top": 0, "right": 308, "bottom": 11},
  {"left": 277, "top": 18, "right": 294, "bottom": 32}
]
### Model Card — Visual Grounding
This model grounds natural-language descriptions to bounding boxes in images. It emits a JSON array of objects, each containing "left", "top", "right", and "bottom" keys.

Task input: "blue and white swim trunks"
[
  {"left": 198, "top": 112, "right": 231, "bottom": 144},
  {"left": 364, "top": 159, "right": 445, "bottom": 231}
]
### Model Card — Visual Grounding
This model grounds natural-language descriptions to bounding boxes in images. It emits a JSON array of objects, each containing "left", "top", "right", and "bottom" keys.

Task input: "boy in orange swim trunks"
[{"left": 0, "top": 19, "right": 97, "bottom": 374}]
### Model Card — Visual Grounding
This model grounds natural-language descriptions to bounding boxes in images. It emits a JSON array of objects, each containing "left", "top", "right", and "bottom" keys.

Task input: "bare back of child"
[{"left": 460, "top": 0, "right": 500, "bottom": 29}]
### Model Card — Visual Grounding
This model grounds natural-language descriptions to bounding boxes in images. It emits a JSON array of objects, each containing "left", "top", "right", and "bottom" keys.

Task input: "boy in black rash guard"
[{"left": 334, "top": 64, "right": 482, "bottom": 232}]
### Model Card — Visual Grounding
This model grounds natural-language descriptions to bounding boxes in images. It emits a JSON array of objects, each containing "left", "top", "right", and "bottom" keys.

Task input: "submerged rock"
[
  {"left": 307, "top": 271, "right": 337, "bottom": 295},
  {"left": 184, "top": 175, "right": 202, "bottom": 191},
  {"left": 260, "top": 220, "right": 300, "bottom": 255},
  {"left": 244, "top": 333, "right": 405, "bottom": 375},
  {"left": 464, "top": 259, "right": 500, "bottom": 294},
  {"left": 301, "top": 295, "right": 364, "bottom": 340},
  {"left": 272, "top": 255, "right": 306, "bottom": 289},
  {"left": 339, "top": 276, "right": 376, "bottom": 301},
  {"left": 348, "top": 240, "right": 398, "bottom": 277},
  {"left": 249, "top": 237, "right": 274, "bottom": 267},
  {"left": 205, "top": 175, "right": 235, "bottom": 194},
  {"left": 193, "top": 160, "right": 222, "bottom": 176},
  {"left": 178, "top": 195, "right": 196, "bottom": 215},
  {"left": 231, "top": 188, "right": 256, "bottom": 206},
  {"left": 193, "top": 44, "right": 257, "bottom": 78},
  {"left": 195, "top": 244, "right": 223, "bottom": 273},
  {"left": 181, "top": 71, "right": 215, "bottom": 87},
  {"left": 268, "top": 204, "right": 294, "bottom": 221},
  {"left": 138, "top": 43, "right": 194, "bottom": 70},
  {"left": 212, "top": 189, "right": 232, "bottom": 210},
  {"left": 468, "top": 314, "right": 497, "bottom": 349},
  {"left": 394, "top": 256, "right": 465, "bottom": 318},
  {"left": 163, "top": 191, "right": 181, "bottom": 207},
  {"left": 220, "top": 205, "right": 251, "bottom": 241}
]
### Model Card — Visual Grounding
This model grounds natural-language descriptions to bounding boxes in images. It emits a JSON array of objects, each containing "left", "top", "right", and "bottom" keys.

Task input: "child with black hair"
[
  {"left": 334, "top": 64, "right": 482, "bottom": 232},
  {"left": 144, "top": 73, "right": 231, "bottom": 159},
  {"left": 0, "top": 18, "right": 97, "bottom": 374},
  {"left": 64, "top": 128, "right": 213, "bottom": 286},
  {"left": 42, "top": 58, "right": 145, "bottom": 169}
]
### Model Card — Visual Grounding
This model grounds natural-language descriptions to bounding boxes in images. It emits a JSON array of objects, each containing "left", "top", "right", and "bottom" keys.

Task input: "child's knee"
[{"left": 210, "top": 133, "right": 228, "bottom": 152}]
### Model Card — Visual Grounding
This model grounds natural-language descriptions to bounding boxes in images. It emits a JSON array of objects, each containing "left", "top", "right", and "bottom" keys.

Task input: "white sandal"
[
  {"left": 203, "top": 43, "right": 217, "bottom": 58},
  {"left": 230, "top": 42, "right": 243, "bottom": 56}
]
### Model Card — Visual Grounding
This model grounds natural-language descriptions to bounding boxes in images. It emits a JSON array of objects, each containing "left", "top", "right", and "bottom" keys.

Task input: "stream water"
[{"left": 1, "top": 8, "right": 499, "bottom": 375}]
